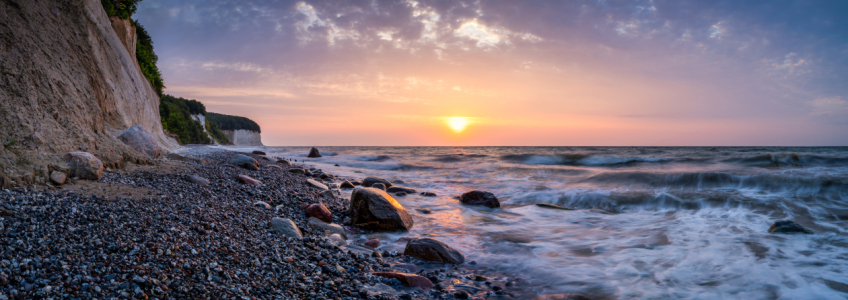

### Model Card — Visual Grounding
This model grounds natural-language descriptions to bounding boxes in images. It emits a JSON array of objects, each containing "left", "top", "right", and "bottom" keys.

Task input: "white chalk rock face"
[{"left": 223, "top": 130, "right": 263, "bottom": 146}]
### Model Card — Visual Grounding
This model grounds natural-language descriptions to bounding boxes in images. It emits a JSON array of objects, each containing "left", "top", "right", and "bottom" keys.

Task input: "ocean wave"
[
  {"left": 338, "top": 162, "right": 435, "bottom": 171},
  {"left": 353, "top": 155, "right": 392, "bottom": 162},
  {"left": 730, "top": 153, "right": 848, "bottom": 167},
  {"left": 501, "top": 154, "right": 671, "bottom": 166},
  {"left": 430, "top": 154, "right": 487, "bottom": 163},
  {"left": 511, "top": 190, "right": 785, "bottom": 212}
]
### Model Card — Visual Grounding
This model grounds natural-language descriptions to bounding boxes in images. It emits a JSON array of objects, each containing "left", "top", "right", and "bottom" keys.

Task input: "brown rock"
[
  {"left": 340, "top": 181, "right": 355, "bottom": 189},
  {"left": 118, "top": 124, "right": 160, "bottom": 158},
  {"left": 277, "top": 159, "right": 293, "bottom": 166},
  {"left": 0, "top": 174, "right": 11, "bottom": 189},
  {"left": 62, "top": 152, "right": 104, "bottom": 180},
  {"left": 305, "top": 203, "right": 333, "bottom": 223},
  {"left": 364, "top": 238, "right": 381, "bottom": 249},
  {"left": 350, "top": 187, "right": 413, "bottom": 232},
  {"left": 49, "top": 171, "right": 66, "bottom": 185},
  {"left": 403, "top": 237, "right": 464, "bottom": 264},
  {"left": 372, "top": 272, "right": 434, "bottom": 290},
  {"left": 460, "top": 190, "right": 500, "bottom": 208},
  {"left": 236, "top": 174, "right": 262, "bottom": 186},
  {"left": 252, "top": 150, "right": 267, "bottom": 155},
  {"left": 362, "top": 176, "right": 392, "bottom": 188},
  {"left": 371, "top": 183, "right": 387, "bottom": 191}
]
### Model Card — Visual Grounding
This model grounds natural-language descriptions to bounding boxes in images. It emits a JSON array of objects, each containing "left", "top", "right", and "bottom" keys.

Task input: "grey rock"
[
  {"left": 306, "top": 179, "right": 329, "bottom": 190},
  {"left": 186, "top": 175, "right": 209, "bottom": 186},
  {"left": 403, "top": 237, "right": 464, "bottom": 264},
  {"left": 252, "top": 150, "right": 267, "bottom": 155},
  {"left": 229, "top": 154, "right": 259, "bottom": 170},
  {"left": 420, "top": 191, "right": 437, "bottom": 197},
  {"left": 307, "top": 217, "right": 347, "bottom": 238},
  {"left": 340, "top": 181, "right": 355, "bottom": 189},
  {"left": 118, "top": 124, "right": 160, "bottom": 158},
  {"left": 271, "top": 218, "right": 303, "bottom": 239},
  {"left": 277, "top": 159, "right": 292, "bottom": 166},
  {"left": 350, "top": 187, "right": 413, "bottom": 232},
  {"left": 49, "top": 171, "right": 66, "bottom": 185},
  {"left": 166, "top": 153, "right": 205, "bottom": 164}
]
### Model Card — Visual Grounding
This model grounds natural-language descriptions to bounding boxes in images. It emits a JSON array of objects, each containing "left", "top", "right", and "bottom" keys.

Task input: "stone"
[
  {"left": 118, "top": 124, "right": 160, "bottom": 158},
  {"left": 395, "top": 192, "right": 407, "bottom": 197},
  {"left": 306, "top": 179, "right": 329, "bottom": 190},
  {"left": 259, "top": 155, "right": 274, "bottom": 161},
  {"left": 270, "top": 218, "right": 303, "bottom": 239},
  {"left": 186, "top": 175, "right": 209, "bottom": 186},
  {"left": 769, "top": 220, "right": 813, "bottom": 234},
  {"left": 63, "top": 152, "right": 104, "bottom": 180},
  {"left": 460, "top": 190, "right": 500, "bottom": 208},
  {"left": 252, "top": 150, "right": 266, "bottom": 155},
  {"left": 328, "top": 234, "right": 346, "bottom": 246},
  {"left": 49, "top": 171, "right": 66, "bottom": 185},
  {"left": 420, "top": 191, "right": 437, "bottom": 197},
  {"left": 371, "top": 183, "right": 387, "bottom": 191},
  {"left": 308, "top": 147, "right": 322, "bottom": 158},
  {"left": 166, "top": 153, "right": 205, "bottom": 164},
  {"left": 362, "top": 177, "right": 393, "bottom": 188},
  {"left": 340, "top": 181, "right": 355, "bottom": 189},
  {"left": 371, "top": 272, "right": 434, "bottom": 290},
  {"left": 277, "top": 159, "right": 292, "bottom": 166},
  {"left": 236, "top": 174, "right": 262, "bottom": 186},
  {"left": 350, "top": 187, "right": 414, "bottom": 232},
  {"left": 351, "top": 180, "right": 362, "bottom": 186},
  {"left": 416, "top": 208, "right": 432, "bottom": 214},
  {"left": 253, "top": 201, "right": 271, "bottom": 209},
  {"left": 403, "top": 237, "right": 464, "bottom": 264},
  {"left": 0, "top": 174, "right": 11, "bottom": 189},
  {"left": 536, "top": 203, "right": 573, "bottom": 210},
  {"left": 307, "top": 217, "right": 347, "bottom": 238},
  {"left": 321, "top": 190, "right": 335, "bottom": 199},
  {"left": 229, "top": 154, "right": 259, "bottom": 170},
  {"left": 387, "top": 186, "right": 416, "bottom": 194},
  {"left": 305, "top": 204, "right": 333, "bottom": 223},
  {"left": 289, "top": 168, "right": 305, "bottom": 174},
  {"left": 364, "top": 238, "right": 381, "bottom": 249}
]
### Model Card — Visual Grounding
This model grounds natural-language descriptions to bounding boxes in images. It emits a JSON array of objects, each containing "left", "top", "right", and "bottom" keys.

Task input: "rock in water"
[
  {"left": 305, "top": 204, "right": 333, "bottom": 223},
  {"left": 769, "top": 220, "right": 813, "bottom": 234},
  {"left": 387, "top": 186, "right": 416, "bottom": 194},
  {"left": 403, "top": 237, "right": 464, "bottom": 264},
  {"left": 118, "top": 124, "right": 160, "bottom": 158},
  {"left": 270, "top": 218, "right": 303, "bottom": 239},
  {"left": 371, "top": 272, "right": 434, "bottom": 290},
  {"left": 371, "top": 183, "right": 387, "bottom": 191},
  {"left": 420, "top": 191, "right": 437, "bottom": 197},
  {"left": 252, "top": 150, "right": 266, "bottom": 155},
  {"left": 460, "top": 190, "right": 500, "bottom": 208},
  {"left": 362, "top": 176, "right": 393, "bottom": 188},
  {"left": 49, "top": 171, "right": 66, "bottom": 185},
  {"left": 340, "top": 181, "right": 355, "bottom": 189},
  {"left": 307, "top": 217, "right": 347, "bottom": 238},
  {"left": 229, "top": 154, "right": 259, "bottom": 170},
  {"left": 350, "top": 187, "right": 414, "bottom": 232},
  {"left": 327, "top": 234, "right": 346, "bottom": 246},
  {"left": 186, "top": 175, "right": 209, "bottom": 186},
  {"left": 63, "top": 152, "right": 104, "bottom": 180},
  {"left": 365, "top": 238, "right": 381, "bottom": 249},
  {"left": 536, "top": 203, "right": 573, "bottom": 210},
  {"left": 308, "top": 147, "right": 322, "bottom": 158},
  {"left": 236, "top": 175, "right": 262, "bottom": 186}
]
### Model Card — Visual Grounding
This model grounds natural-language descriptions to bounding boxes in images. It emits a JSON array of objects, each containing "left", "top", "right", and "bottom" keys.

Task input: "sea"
[{"left": 250, "top": 146, "right": 848, "bottom": 299}]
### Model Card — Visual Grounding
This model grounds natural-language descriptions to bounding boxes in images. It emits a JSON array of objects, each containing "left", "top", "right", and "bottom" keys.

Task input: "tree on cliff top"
[
  {"left": 100, "top": 0, "right": 140, "bottom": 20},
  {"left": 100, "top": 0, "right": 164, "bottom": 96},
  {"left": 207, "top": 113, "right": 262, "bottom": 133}
]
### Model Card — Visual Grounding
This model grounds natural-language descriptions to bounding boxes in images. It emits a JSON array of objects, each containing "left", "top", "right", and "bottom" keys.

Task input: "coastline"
[{"left": 0, "top": 145, "right": 536, "bottom": 299}]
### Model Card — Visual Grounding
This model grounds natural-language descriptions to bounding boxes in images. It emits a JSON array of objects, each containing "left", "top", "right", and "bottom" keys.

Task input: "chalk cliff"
[
  {"left": 0, "top": 0, "right": 179, "bottom": 186},
  {"left": 223, "top": 130, "right": 263, "bottom": 146}
]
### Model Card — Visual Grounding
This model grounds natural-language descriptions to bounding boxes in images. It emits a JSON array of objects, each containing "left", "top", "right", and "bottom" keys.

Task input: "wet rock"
[
  {"left": 229, "top": 154, "right": 259, "bottom": 170},
  {"left": 305, "top": 204, "right": 333, "bottom": 223},
  {"left": 252, "top": 150, "right": 267, "bottom": 155},
  {"left": 289, "top": 168, "right": 305, "bottom": 174},
  {"left": 308, "top": 147, "right": 322, "bottom": 158},
  {"left": 371, "top": 183, "right": 387, "bottom": 191},
  {"left": 362, "top": 176, "right": 393, "bottom": 188},
  {"left": 118, "top": 124, "right": 160, "bottom": 158},
  {"left": 236, "top": 175, "right": 262, "bottom": 186},
  {"left": 166, "top": 153, "right": 205, "bottom": 164},
  {"left": 307, "top": 217, "right": 347, "bottom": 238},
  {"left": 387, "top": 186, "right": 416, "bottom": 194},
  {"left": 768, "top": 220, "right": 813, "bottom": 234},
  {"left": 49, "top": 170, "right": 66, "bottom": 185},
  {"left": 362, "top": 283, "right": 399, "bottom": 297},
  {"left": 420, "top": 191, "right": 437, "bottom": 197},
  {"left": 277, "top": 159, "right": 292, "bottom": 166},
  {"left": 460, "top": 190, "right": 500, "bottom": 208},
  {"left": 271, "top": 218, "right": 303, "bottom": 239},
  {"left": 536, "top": 203, "right": 573, "bottom": 210},
  {"left": 365, "top": 238, "right": 381, "bottom": 249},
  {"left": 372, "top": 272, "right": 434, "bottom": 290},
  {"left": 340, "top": 181, "right": 355, "bottom": 189},
  {"left": 395, "top": 192, "right": 407, "bottom": 197},
  {"left": 253, "top": 201, "right": 271, "bottom": 209},
  {"left": 306, "top": 179, "right": 329, "bottom": 190},
  {"left": 63, "top": 152, "right": 104, "bottom": 180},
  {"left": 417, "top": 208, "right": 432, "bottom": 214},
  {"left": 186, "top": 175, "right": 209, "bottom": 186},
  {"left": 403, "top": 237, "right": 464, "bottom": 264},
  {"left": 328, "top": 233, "right": 346, "bottom": 246},
  {"left": 350, "top": 187, "right": 414, "bottom": 232},
  {"left": 455, "top": 291, "right": 470, "bottom": 299},
  {"left": 321, "top": 190, "right": 335, "bottom": 199}
]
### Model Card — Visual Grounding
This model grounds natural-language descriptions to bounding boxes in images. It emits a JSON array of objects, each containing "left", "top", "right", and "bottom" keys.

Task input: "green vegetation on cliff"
[
  {"left": 159, "top": 95, "right": 212, "bottom": 145},
  {"left": 207, "top": 113, "right": 262, "bottom": 133},
  {"left": 100, "top": 0, "right": 164, "bottom": 96},
  {"left": 205, "top": 120, "right": 231, "bottom": 145},
  {"left": 100, "top": 0, "right": 140, "bottom": 19}
]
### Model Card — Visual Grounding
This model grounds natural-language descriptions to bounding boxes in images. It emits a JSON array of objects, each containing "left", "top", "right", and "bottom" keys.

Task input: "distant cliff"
[
  {"left": 0, "top": 0, "right": 179, "bottom": 186},
  {"left": 207, "top": 113, "right": 263, "bottom": 146},
  {"left": 159, "top": 94, "right": 232, "bottom": 145}
]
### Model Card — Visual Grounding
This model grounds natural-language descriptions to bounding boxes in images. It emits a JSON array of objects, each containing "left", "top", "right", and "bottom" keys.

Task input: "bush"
[
  {"left": 207, "top": 113, "right": 261, "bottom": 133},
  {"left": 159, "top": 95, "right": 211, "bottom": 145},
  {"left": 101, "top": 0, "right": 140, "bottom": 20},
  {"left": 206, "top": 120, "right": 231, "bottom": 145},
  {"left": 133, "top": 21, "right": 165, "bottom": 96}
]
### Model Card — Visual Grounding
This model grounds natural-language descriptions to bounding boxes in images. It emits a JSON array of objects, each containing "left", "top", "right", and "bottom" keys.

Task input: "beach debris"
[
  {"left": 460, "top": 190, "right": 501, "bottom": 208},
  {"left": 350, "top": 187, "right": 414, "bottom": 231},
  {"left": 403, "top": 237, "right": 465, "bottom": 264},
  {"left": 308, "top": 147, "right": 322, "bottom": 157},
  {"left": 769, "top": 220, "right": 813, "bottom": 234},
  {"left": 63, "top": 151, "right": 104, "bottom": 180}
]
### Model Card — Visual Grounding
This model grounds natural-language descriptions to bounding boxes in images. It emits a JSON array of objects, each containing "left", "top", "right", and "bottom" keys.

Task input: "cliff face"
[
  {"left": 0, "top": 0, "right": 179, "bottom": 185},
  {"left": 223, "top": 130, "right": 263, "bottom": 146}
]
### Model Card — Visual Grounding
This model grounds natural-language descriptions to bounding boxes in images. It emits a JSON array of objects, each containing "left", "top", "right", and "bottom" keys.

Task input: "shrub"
[
  {"left": 159, "top": 95, "right": 211, "bottom": 145},
  {"left": 207, "top": 113, "right": 261, "bottom": 133}
]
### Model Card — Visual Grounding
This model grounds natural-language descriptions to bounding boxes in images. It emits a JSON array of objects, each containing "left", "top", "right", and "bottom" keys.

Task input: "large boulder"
[
  {"left": 118, "top": 124, "right": 160, "bottom": 158},
  {"left": 271, "top": 218, "right": 303, "bottom": 239},
  {"left": 362, "top": 177, "right": 393, "bottom": 188},
  {"left": 340, "top": 181, "right": 355, "bottom": 189},
  {"left": 372, "top": 272, "right": 434, "bottom": 290},
  {"left": 305, "top": 203, "right": 333, "bottom": 223},
  {"left": 63, "top": 152, "right": 104, "bottom": 180},
  {"left": 350, "top": 188, "right": 414, "bottom": 232},
  {"left": 308, "top": 147, "right": 322, "bottom": 158},
  {"left": 460, "top": 190, "right": 500, "bottom": 208},
  {"left": 229, "top": 154, "right": 259, "bottom": 170},
  {"left": 769, "top": 220, "right": 813, "bottom": 234},
  {"left": 403, "top": 237, "right": 464, "bottom": 264}
]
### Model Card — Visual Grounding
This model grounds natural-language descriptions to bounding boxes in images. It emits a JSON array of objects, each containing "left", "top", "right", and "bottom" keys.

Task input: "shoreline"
[{"left": 0, "top": 145, "right": 539, "bottom": 299}]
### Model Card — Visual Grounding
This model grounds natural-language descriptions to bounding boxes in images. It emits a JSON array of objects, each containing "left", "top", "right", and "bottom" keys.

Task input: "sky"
[{"left": 135, "top": 0, "right": 848, "bottom": 146}]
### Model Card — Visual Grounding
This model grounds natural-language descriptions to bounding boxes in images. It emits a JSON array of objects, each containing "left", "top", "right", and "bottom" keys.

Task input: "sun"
[{"left": 447, "top": 117, "right": 470, "bottom": 132}]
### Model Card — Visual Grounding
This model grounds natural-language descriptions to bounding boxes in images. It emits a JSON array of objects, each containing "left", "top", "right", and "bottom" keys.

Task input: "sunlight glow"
[{"left": 447, "top": 117, "right": 470, "bottom": 132}]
